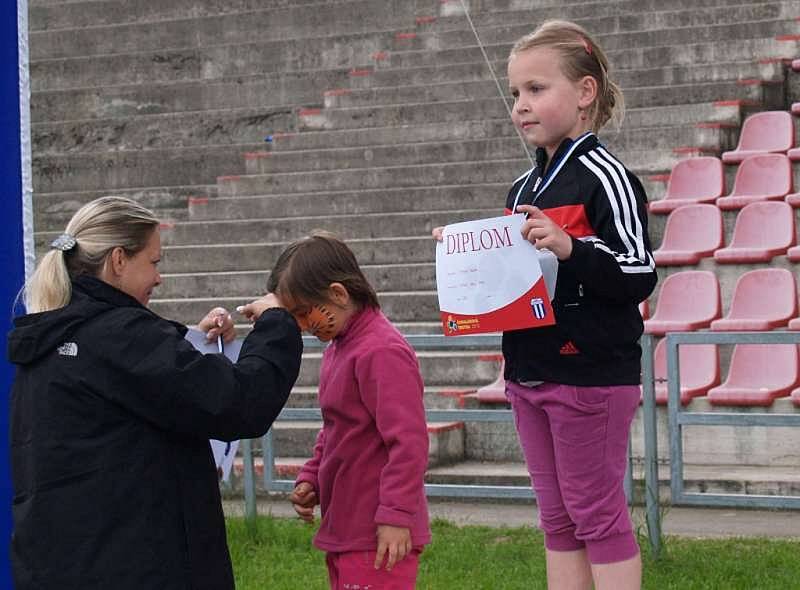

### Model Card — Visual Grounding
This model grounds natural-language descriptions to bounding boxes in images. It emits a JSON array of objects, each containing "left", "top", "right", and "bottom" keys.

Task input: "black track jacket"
[
  {"left": 7, "top": 275, "right": 302, "bottom": 590},
  {"left": 503, "top": 132, "right": 657, "bottom": 385}
]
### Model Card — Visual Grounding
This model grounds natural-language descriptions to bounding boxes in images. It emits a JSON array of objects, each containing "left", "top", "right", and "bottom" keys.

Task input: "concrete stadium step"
[
  {"left": 29, "top": 0, "right": 434, "bottom": 59},
  {"left": 29, "top": 0, "right": 429, "bottom": 32},
  {"left": 244, "top": 127, "right": 735, "bottom": 176},
  {"left": 31, "top": 70, "right": 349, "bottom": 122},
  {"left": 30, "top": 33, "right": 389, "bottom": 92},
  {"left": 32, "top": 185, "right": 214, "bottom": 229},
  {"left": 187, "top": 179, "right": 666, "bottom": 223},
  {"left": 268, "top": 420, "right": 465, "bottom": 467},
  {"left": 158, "top": 262, "right": 436, "bottom": 298},
  {"left": 186, "top": 184, "right": 507, "bottom": 222},
  {"left": 159, "top": 237, "right": 436, "bottom": 274},
  {"left": 438, "top": 2, "right": 797, "bottom": 33},
  {"left": 329, "top": 61, "right": 787, "bottom": 108},
  {"left": 32, "top": 144, "right": 252, "bottom": 193},
  {"left": 282, "top": 98, "right": 745, "bottom": 139},
  {"left": 417, "top": 16, "right": 798, "bottom": 53},
  {"left": 383, "top": 37, "right": 800, "bottom": 72},
  {"left": 31, "top": 107, "right": 294, "bottom": 154},
  {"left": 215, "top": 160, "right": 528, "bottom": 197}
]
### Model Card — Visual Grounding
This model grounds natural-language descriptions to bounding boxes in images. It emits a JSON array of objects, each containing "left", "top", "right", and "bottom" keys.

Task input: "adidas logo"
[
  {"left": 57, "top": 342, "right": 78, "bottom": 357},
  {"left": 559, "top": 341, "right": 580, "bottom": 355}
]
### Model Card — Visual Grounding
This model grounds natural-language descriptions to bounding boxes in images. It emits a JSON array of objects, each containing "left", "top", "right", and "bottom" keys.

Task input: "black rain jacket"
[
  {"left": 503, "top": 133, "right": 657, "bottom": 385},
  {"left": 7, "top": 275, "right": 302, "bottom": 590}
]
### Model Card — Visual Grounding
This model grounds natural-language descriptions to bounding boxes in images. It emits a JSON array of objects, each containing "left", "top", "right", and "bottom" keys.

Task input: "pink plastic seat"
[
  {"left": 792, "top": 103, "right": 800, "bottom": 117},
  {"left": 649, "top": 157, "right": 724, "bottom": 214},
  {"left": 716, "top": 153, "right": 792, "bottom": 210},
  {"left": 710, "top": 268, "right": 797, "bottom": 331},
  {"left": 789, "top": 317, "right": 800, "bottom": 330},
  {"left": 713, "top": 201, "right": 796, "bottom": 263},
  {"left": 721, "top": 111, "right": 795, "bottom": 164},
  {"left": 789, "top": 246, "right": 800, "bottom": 263},
  {"left": 644, "top": 271, "right": 721, "bottom": 336},
  {"left": 708, "top": 344, "right": 800, "bottom": 406},
  {"left": 792, "top": 388, "right": 800, "bottom": 408},
  {"left": 654, "top": 204, "right": 723, "bottom": 265},
  {"left": 789, "top": 148, "right": 800, "bottom": 162},
  {"left": 639, "top": 300, "right": 649, "bottom": 320},
  {"left": 475, "top": 360, "right": 507, "bottom": 403},
  {"left": 650, "top": 338, "right": 720, "bottom": 405},
  {"left": 787, "top": 192, "right": 800, "bottom": 207}
]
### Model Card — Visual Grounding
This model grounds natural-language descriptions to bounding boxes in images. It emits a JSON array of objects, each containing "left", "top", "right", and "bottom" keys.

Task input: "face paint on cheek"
[{"left": 305, "top": 304, "right": 338, "bottom": 340}]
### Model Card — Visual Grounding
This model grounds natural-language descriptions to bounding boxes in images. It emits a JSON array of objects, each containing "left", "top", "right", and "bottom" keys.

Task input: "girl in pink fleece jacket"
[{"left": 271, "top": 232, "right": 431, "bottom": 590}]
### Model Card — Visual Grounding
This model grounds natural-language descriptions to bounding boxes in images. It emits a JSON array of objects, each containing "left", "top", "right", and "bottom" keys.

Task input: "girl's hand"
[
  {"left": 516, "top": 204, "right": 573, "bottom": 260},
  {"left": 237, "top": 293, "right": 283, "bottom": 323},
  {"left": 432, "top": 226, "right": 444, "bottom": 242},
  {"left": 374, "top": 525, "right": 412, "bottom": 571},
  {"left": 198, "top": 307, "right": 235, "bottom": 343},
  {"left": 289, "top": 482, "right": 318, "bottom": 523}
]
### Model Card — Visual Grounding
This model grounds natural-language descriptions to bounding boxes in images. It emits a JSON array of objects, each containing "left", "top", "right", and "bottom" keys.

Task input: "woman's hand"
[
  {"left": 516, "top": 204, "right": 573, "bottom": 260},
  {"left": 432, "top": 226, "right": 445, "bottom": 242},
  {"left": 198, "top": 307, "right": 235, "bottom": 343},
  {"left": 237, "top": 293, "right": 283, "bottom": 323}
]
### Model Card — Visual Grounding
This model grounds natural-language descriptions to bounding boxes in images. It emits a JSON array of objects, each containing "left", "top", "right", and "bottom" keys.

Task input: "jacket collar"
[{"left": 333, "top": 306, "right": 380, "bottom": 345}]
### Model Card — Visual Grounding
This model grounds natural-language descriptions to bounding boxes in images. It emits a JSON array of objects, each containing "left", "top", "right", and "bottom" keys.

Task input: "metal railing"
[{"left": 663, "top": 331, "right": 800, "bottom": 510}]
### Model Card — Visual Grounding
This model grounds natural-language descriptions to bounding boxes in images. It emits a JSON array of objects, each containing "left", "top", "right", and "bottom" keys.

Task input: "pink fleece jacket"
[{"left": 296, "top": 307, "right": 431, "bottom": 553}]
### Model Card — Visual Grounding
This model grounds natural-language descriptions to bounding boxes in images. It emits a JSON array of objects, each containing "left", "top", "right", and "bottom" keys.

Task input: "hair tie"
[
  {"left": 50, "top": 233, "right": 77, "bottom": 252},
  {"left": 581, "top": 37, "right": 592, "bottom": 55}
]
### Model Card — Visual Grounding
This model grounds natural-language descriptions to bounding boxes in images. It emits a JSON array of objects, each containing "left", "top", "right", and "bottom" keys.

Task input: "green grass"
[{"left": 227, "top": 516, "right": 800, "bottom": 589}]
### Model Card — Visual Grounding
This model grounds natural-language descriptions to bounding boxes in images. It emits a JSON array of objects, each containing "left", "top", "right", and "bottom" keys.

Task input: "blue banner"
[{"left": 0, "top": 0, "right": 30, "bottom": 586}]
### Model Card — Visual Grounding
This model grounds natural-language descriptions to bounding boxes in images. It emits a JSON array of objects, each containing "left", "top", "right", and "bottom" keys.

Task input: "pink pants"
[
  {"left": 325, "top": 549, "right": 421, "bottom": 590},
  {"left": 506, "top": 381, "right": 640, "bottom": 564}
]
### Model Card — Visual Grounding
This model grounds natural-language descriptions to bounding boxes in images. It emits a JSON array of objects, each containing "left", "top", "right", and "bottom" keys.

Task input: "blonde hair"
[
  {"left": 24, "top": 196, "right": 159, "bottom": 313},
  {"left": 509, "top": 20, "right": 625, "bottom": 132}
]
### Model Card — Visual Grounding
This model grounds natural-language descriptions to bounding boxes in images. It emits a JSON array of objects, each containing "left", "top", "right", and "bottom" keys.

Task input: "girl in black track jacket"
[{"left": 435, "top": 20, "right": 656, "bottom": 590}]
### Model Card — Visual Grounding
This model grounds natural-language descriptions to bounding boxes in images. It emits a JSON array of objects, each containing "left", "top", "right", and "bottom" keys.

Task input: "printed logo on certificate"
[{"left": 436, "top": 214, "right": 556, "bottom": 335}]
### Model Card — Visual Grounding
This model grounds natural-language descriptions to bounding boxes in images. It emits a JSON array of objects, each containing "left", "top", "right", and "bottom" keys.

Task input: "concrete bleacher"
[{"left": 27, "top": 0, "right": 800, "bottom": 500}]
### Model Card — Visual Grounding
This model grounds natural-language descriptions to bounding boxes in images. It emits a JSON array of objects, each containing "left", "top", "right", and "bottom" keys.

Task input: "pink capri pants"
[{"left": 506, "top": 380, "right": 641, "bottom": 564}]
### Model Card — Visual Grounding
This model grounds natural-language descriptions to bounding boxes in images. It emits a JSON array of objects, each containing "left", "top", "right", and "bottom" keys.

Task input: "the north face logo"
[
  {"left": 559, "top": 341, "right": 580, "bottom": 355},
  {"left": 57, "top": 342, "right": 78, "bottom": 357}
]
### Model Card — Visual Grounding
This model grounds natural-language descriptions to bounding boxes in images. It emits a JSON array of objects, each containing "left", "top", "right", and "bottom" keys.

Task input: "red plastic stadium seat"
[
  {"left": 792, "top": 388, "right": 800, "bottom": 408},
  {"left": 475, "top": 360, "right": 507, "bottom": 403},
  {"left": 649, "top": 157, "right": 724, "bottom": 214},
  {"left": 716, "top": 153, "right": 792, "bottom": 210},
  {"left": 713, "top": 201, "right": 796, "bottom": 263},
  {"left": 789, "top": 148, "right": 800, "bottom": 162},
  {"left": 789, "top": 317, "right": 800, "bottom": 330},
  {"left": 787, "top": 192, "right": 800, "bottom": 207},
  {"left": 644, "top": 271, "right": 721, "bottom": 336},
  {"left": 710, "top": 268, "right": 797, "bottom": 331},
  {"left": 708, "top": 344, "right": 800, "bottom": 406},
  {"left": 789, "top": 246, "right": 800, "bottom": 263},
  {"left": 721, "top": 111, "right": 795, "bottom": 164},
  {"left": 650, "top": 338, "right": 720, "bottom": 405},
  {"left": 654, "top": 204, "right": 723, "bottom": 266},
  {"left": 792, "top": 103, "right": 800, "bottom": 116}
]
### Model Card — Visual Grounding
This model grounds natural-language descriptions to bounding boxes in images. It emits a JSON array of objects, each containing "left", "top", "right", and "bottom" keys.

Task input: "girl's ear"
[
  {"left": 577, "top": 75, "right": 598, "bottom": 110},
  {"left": 328, "top": 282, "right": 351, "bottom": 306}
]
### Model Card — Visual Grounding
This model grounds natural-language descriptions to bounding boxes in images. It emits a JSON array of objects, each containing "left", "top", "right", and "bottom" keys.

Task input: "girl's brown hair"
[
  {"left": 509, "top": 19, "right": 625, "bottom": 132},
  {"left": 268, "top": 232, "right": 379, "bottom": 309}
]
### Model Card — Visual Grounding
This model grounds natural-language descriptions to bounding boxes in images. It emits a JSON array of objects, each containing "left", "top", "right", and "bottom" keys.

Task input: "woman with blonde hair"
[{"left": 8, "top": 196, "right": 302, "bottom": 590}]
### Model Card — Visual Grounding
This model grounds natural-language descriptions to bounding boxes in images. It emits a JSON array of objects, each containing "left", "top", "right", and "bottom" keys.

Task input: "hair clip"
[
  {"left": 50, "top": 233, "right": 77, "bottom": 252},
  {"left": 581, "top": 37, "right": 592, "bottom": 55}
]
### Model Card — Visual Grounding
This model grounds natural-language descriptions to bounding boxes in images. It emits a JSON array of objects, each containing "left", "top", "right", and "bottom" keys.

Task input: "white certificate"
[{"left": 435, "top": 214, "right": 556, "bottom": 335}]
